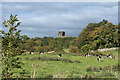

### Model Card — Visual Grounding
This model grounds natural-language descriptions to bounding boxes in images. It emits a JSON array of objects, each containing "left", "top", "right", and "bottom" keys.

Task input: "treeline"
[
  {"left": 19, "top": 19, "right": 119, "bottom": 53},
  {"left": 20, "top": 36, "right": 76, "bottom": 53}
]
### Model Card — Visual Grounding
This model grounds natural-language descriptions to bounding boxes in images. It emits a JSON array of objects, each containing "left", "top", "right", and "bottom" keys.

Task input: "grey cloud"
[
  {"left": 2, "top": 2, "right": 118, "bottom": 38},
  {"left": 0, "top": 3, "right": 2, "bottom": 30}
]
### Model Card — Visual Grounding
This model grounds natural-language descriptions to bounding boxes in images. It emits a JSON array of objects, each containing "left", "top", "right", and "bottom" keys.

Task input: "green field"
[{"left": 18, "top": 50, "right": 118, "bottom": 78}]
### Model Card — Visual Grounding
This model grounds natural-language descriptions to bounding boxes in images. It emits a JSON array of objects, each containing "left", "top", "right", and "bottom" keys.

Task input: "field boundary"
[{"left": 97, "top": 47, "right": 119, "bottom": 52}]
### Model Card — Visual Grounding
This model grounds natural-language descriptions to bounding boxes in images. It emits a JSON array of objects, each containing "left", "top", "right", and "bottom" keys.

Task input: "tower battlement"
[{"left": 58, "top": 31, "right": 65, "bottom": 37}]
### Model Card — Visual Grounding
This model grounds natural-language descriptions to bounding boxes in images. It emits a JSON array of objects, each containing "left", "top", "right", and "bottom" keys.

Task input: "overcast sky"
[{"left": 1, "top": 2, "right": 118, "bottom": 38}]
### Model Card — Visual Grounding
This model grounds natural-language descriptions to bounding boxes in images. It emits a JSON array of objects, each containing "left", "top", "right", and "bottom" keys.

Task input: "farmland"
[{"left": 18, "top": 50, "right": 118, "bottom": 78}]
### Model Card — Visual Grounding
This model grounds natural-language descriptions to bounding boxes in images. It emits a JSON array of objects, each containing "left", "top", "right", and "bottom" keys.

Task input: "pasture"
[{"left": 18, "top": 50, "right": 118, "bottom": 78}]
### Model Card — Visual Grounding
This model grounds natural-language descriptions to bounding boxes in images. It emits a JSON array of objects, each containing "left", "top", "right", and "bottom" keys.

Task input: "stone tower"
[{"left": 58, "top": 31, "right": 65, "bottom": 37}]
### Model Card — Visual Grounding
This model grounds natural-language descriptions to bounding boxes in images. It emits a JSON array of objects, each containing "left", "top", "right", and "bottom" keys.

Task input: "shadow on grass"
[{"left": 24, "top": 56, "right": 81, "bottom": 63}]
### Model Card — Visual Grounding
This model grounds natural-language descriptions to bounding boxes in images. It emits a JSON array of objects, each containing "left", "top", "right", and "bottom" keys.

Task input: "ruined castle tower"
[{"left": 58, "top": 31, "right": 65, "bottom": 37}]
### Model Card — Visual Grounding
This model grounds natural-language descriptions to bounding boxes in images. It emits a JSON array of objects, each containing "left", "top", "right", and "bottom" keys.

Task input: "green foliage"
[
  {"left": 76, "top": 19, "right": 118, "bottom": 52},
  {"left": 81, "top": 44, "right": 91, "bottom": 52},
  {"left": 68, "top": 46, "right": 79, "bottom": 53},
  {"left": 20, "top": 37, "right": 76, "bottom": 53},
  {"left": 0, "top": 14, "right": 29, "bottom": 78}
]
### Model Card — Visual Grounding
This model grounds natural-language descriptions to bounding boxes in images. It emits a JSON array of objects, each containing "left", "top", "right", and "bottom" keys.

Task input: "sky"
[{"left": 1, "top": 2, "right": 118, "bottom": 38}]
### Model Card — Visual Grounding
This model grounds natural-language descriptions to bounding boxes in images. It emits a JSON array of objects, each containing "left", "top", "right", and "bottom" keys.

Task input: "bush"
[
  {"left": 68, "top": 46, "right": 79, "bottom": 53},
  {"left": 81, "top": 44, "right": 91, "bottom": 52}
]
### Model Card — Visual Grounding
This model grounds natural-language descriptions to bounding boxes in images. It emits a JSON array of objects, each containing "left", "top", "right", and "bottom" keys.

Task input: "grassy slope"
[{"left": 20, "top": 50, "right": 118, "bottom": 78}]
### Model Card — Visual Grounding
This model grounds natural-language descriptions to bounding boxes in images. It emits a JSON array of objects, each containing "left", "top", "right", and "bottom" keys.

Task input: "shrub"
[{"left": 68, "top": 46, "right": 79, "bottom": 53}]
